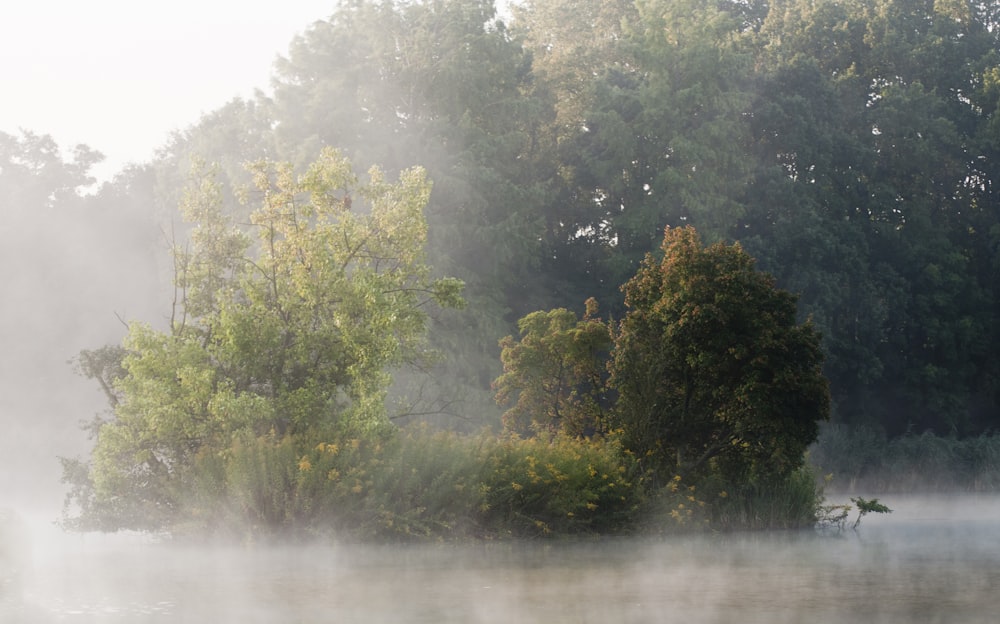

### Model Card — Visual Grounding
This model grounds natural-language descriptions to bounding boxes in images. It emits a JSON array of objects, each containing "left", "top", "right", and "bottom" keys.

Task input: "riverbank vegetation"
[
  {"left": 60, "top": 150, "right": 827, "bottom": 539},
  {"left": 16, "top": 0, "right": 998, "bottom": 538},
  {"left": 811, "top": 426, "right": 1000, "bottom": 493}
]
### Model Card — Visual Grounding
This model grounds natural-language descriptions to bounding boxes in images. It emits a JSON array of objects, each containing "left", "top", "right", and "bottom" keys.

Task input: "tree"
[
  {"left": 269, "top": 0, "right": 559, "bottom": 427},
  {"left": 747, "top": 0, "right": 1000, "bottom": 435},
  {"left": 512, "top": 0, "right": 636, "bottom": 134},
  {"left": 538, "top": 0, "right": 758, "bottom": 314},
  {"left": 0, "top": 129, "right": 103, "bottom": 211},
  {"left": 608, "top": 226, "right": 829, "bottom": 484},
  {"left": 494, "top": 298, "right": 611, "bottom": 436},
  {"left": 64, "top": 148, "right": 464, "bottom": 530}
]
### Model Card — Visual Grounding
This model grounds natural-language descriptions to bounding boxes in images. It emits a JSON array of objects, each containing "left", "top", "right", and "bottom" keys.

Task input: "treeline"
[
  {"left": 812, "top": 426, "right": 1000, "bottom": 492},
  {"left": 89, "top": 0, "right": 997, "bottom": 438},
  {"left": 9, "top": 0, "right": 1000, "bottom": 531},
  {"left": 58, "top": 146, "right": 826, "bottom": 537}
]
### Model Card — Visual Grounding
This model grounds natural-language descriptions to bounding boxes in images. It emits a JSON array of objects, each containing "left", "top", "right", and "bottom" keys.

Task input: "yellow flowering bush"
[
  {"left": 475, "top": 432, "right": 642, "bottom": 537},
  {"left": 179, "top": 426, "right": 646, "bottom": 540}
]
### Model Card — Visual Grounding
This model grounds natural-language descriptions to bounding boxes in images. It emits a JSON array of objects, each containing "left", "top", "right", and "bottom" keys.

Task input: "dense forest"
[
  {"left": 121, "top": 0, "right": 998, "bottom": 439},
  {"left": 6, "top": 0, "right": 1000, "bottom": 535}
]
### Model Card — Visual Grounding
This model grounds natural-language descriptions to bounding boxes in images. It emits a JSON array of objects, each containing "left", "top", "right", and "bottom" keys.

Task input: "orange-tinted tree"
[
  {"left": 494, "top": 298, "right": 611, "bottom": 436},
  {"left": 609, "top": 226, "right": 829, "bottom": 484}
]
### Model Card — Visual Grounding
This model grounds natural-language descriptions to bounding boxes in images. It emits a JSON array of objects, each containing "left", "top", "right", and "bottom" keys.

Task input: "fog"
[
  {"left": 2, "top": 494, "right": 998, "bottom": 622},
  {"left": 0, "top": 200, "right": 163, "bottom": 515},
  {"left": 0, "top": 1, "right": 337, "bottom": 183},
  {"left": 0, "top": 2, "right": 333, "bottom": 516},
  {"left": 3, "top": 2, "right": 999, "bottom": 622}
]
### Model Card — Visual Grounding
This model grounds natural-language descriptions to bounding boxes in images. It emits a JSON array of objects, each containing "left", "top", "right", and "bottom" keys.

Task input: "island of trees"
[{"left": 5, "top": 0, "right": 1000, "bottom": 538}]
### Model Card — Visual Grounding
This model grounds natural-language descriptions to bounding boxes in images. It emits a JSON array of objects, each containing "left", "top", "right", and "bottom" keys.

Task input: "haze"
[
  {"left": 0, "top": 0, "right": 334, "bottom": 182},
  {"left": 0, "top": 1, "right": 339, "bottom": 517},
  {"left": 2, "top": 0, "right": 1000, "bottom": 620}
]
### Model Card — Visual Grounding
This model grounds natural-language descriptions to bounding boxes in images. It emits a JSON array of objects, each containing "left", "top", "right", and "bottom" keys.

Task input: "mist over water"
[{"left": 3, "top": 494, "right": 997, "bottom": 623}]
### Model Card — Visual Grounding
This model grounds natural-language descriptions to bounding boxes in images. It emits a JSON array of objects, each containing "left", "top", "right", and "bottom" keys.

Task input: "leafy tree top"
[
  {"left": 610, "top": 226, "right": 829, "bottom": 483},
  {"left": 68, "top": 148, "right": 464, "bottom": 531}
]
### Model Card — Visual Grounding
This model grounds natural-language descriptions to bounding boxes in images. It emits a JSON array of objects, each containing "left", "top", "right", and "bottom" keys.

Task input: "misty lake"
[{"left": 3, "top": 494, "right": 998, "bottom": 623}]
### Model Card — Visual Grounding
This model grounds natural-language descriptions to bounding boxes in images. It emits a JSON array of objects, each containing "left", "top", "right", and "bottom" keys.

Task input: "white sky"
[{"left": 0, "top": 1, "right": 338, "bottom": 182}]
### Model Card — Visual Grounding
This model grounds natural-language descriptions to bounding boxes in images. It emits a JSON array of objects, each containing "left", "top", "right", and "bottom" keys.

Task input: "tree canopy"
[
  {"left": 56, "top": 0, "right": 1000, "bottom": 521},
  {"left": 65, "top": 149, "right": 463, "bottom": 530},
  {"left": 494, "top": 298, "right": 611, "bottom": 437},
  {"left": 41, "top": 0, "right": 1000, "bottom": 537},
  {"left": 609, "top": 227, "right": 829, "bottom": 484}
]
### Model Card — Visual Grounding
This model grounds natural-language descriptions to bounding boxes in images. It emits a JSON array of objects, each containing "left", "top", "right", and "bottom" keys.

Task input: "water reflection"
[{"left": 4, "top": 495, "right": 999, "bottom": 623}]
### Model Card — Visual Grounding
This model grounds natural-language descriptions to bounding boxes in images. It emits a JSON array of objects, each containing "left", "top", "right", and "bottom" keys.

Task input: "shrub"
[
  {"left": 178, "top": 427, "right": 643, "bottom": 541},
  {"left": 474, "top": 432, "right": 642, "bottom": 537}
]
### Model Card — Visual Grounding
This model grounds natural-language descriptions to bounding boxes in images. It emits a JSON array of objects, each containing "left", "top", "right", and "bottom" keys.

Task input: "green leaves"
[
  {"left": 500, "top": 225, "right": 828, "bottom": 488},
  {"left": 69, "top": 148, "right": 464, "bottom": 531},
  {"left": 609, "top": 226, "right": 829, "bottom": 483},
  {"left": 494, "top": 299, "right": 611, "bottom": 436}
]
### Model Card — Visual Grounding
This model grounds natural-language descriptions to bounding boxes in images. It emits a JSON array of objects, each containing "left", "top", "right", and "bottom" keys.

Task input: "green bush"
[
  {"left": 474, "top": 433, "right": 642, "bottom": 537},
  {"left": 151, "top": 426, "right": 841, "bottom": 540},
  {"left": 712, "top": 466, "right": 821, "bottom": 530},
  {"left": 178, "top": 427, "right": 643, "bottom": 541},
  {"left": 295, "top": 428, "right": 485, "bottom": 540}
]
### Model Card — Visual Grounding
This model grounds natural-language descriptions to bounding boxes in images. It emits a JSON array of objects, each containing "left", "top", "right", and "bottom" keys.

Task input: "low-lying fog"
[{"left": 3, "top": 494, "right": 998, "bottom": 623}]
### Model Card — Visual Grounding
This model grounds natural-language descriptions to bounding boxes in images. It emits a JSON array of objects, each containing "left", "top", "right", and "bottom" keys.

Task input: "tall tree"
[
  {"left": 64, "top": 149, "right": 463, "bottom": 530},
  {"left": 0, "top": 130, "right": 102, "bottom": 211},
  {"left": 608, "top": 227, "right": 829, "bottom": 484},
  {"left": 747, "top": 0, "right": 1000, "bottom": 434},
  {"left": 539, "top": 0, "right": 758, "bottom": 312}
]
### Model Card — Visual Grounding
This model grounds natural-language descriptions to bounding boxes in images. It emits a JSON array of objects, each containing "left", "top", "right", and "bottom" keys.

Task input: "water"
[{"left": 3, "top": 495, "right": 998, "bottom": 623}]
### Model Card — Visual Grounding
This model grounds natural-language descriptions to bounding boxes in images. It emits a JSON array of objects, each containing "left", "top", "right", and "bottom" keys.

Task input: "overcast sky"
[{"left": 1, "top": 0, "right": 337, "bottom": 182}]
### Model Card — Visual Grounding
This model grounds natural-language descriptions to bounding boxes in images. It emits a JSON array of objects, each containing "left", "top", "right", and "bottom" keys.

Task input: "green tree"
[
  {"left": 512, "top": 0, "right": 636, "bottom": 134},
  {"left": 494, "top": 298, "right": 611, "bottom": 436},
  {"left": 608, "top": 226, "right": 829, "bottom": 484},
  {"left": 269, "top": 0, "right": 558, "bottom": 426},
  {"left": 64, "top": 148, "right": 463, "bottom": 531},
  {"left": 540, "top": 0, "right": 757, "bottom": 312},
  {"left": 748, "top": 0, "right": 1000, "bottom": 435}
]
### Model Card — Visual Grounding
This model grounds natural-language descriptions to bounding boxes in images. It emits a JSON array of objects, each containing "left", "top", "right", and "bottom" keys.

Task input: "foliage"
[
  {"left": 474, "top": 431, "right": 641, "bottom": 537},
  {"left": 63, "top": 149, "right": 464, "bottom": 531},
  {"left": 638, "top": 465, "right": 822, "bottom": 533},
  {"left": 850, "top": 496, "right": 892, "bottom": 530},
  {"left": 288, "top": 428, "right": 485, "bottom": 540},
  {"left": 608, "top": 226, "right": 829, "bottom": 485},
  {"left": 490, "top": 225, "right": 829, "bottom": 531},
  {"left": 815, "top": 502, "right": 852, "bottom": 532},
  {"left": 810, "top": 428, "right": 1000, "bottom": 493},
  {"left": 815, "top": 495, "right": 891, "bottom": 532},
  {"left": 107, "top": 427, "right": 644, "bottom": 541},
  {"left": 90, "top": 0, "right": 1000, "bottom": 441},
  {"left": 265, "top": 0, "right": 559, "bottom": 428},
  {"left": 58, "top": 0, "right": 1000, "bottom": 538},
  {"left": 0, "top": 129, "right": 103, "bottom": 211},
  {"left": 709, "top": 467, "right": 823, "bottom": 531},
  {"left": 493, "top": 298, "right": 612, "bottom": 436}
]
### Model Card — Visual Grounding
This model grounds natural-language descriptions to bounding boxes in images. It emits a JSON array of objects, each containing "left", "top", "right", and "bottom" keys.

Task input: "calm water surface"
[{"left": 3, "top": 494, "right": 998, "bottom": 623}]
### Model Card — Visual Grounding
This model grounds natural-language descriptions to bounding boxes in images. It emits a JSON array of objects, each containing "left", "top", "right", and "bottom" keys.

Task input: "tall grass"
[
  {"left": 636, "top": 465, "right": 821, "bottom": 533},
  {"left": 177, "top": 426, "right": 835, "bottom": 541},
  {"left": 183, "top": 427, "right": 645, "bottom": 541}
]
